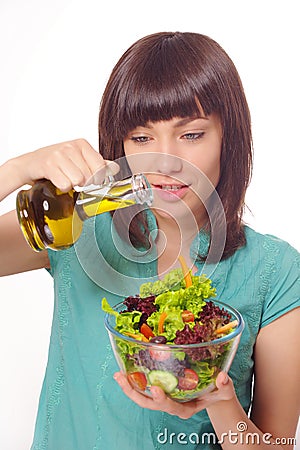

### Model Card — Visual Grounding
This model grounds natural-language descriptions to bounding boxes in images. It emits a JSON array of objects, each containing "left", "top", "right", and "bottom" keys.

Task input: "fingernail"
[
  {"left": 151, "top": 387, "right": 160, "bottom": 399},
  {"left": 113, "top": 373, "right": 120, "bottom": 383},
  {"left": 222, "top": 374, "right": 229, "bottom": 385}
]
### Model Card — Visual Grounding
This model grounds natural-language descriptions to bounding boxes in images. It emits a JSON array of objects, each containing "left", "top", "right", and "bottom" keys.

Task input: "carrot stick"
[
  {"left": 214, "top": 320, "right": 238, "bottom": 335},
  {"left": 124, "top": 332, "right": 149, "bottom": 342},
  {"left": 158, "top": 311, "right": 168, "bottom": 334},
  {"left": 178, "top": 255, "right": 193, "bottom": 288}
]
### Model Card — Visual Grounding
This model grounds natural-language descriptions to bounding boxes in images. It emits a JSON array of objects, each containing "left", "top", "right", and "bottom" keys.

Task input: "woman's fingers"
[
  {"left": 113, "top": 372, "right": 160, "bottom": 410},
  {"left": 42, "top": 139, "right": 106, "bottom": 190},
  {"left": 81, "top": 141, "right": 120, "bottom": 177},
  {"left": 88, "top": 160, "right": 120, "bottom": 186},
  {"left": 113, "top": 372, "right": 205, "bottom": 418},
  {"left": 114, "top": 371, "right": 236, "bottom": 420},
  {"left": 16, "top": 138, "right": 120, "bottom": 191},
  {"left": 41, "top": 147, "right": 92, "bottom": 191}
]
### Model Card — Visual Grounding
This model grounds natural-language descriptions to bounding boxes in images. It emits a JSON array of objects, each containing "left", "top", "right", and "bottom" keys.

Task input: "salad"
[{"left": 103, "top": 257, "right": 241, "bottom": 401}]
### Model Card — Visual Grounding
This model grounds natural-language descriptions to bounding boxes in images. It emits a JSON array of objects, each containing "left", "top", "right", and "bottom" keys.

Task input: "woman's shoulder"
[
  {"left": 243, "top": 225, "right": 299, "bottom": 261},
  {"left": 243, "top": 225, "right": 299, "bottom": 307},
  {"left": 241, "top": 226, "right": 300, "bottom": 328},
  {"left": 217, "top": 225, "right": 299, "bottom": 288}
]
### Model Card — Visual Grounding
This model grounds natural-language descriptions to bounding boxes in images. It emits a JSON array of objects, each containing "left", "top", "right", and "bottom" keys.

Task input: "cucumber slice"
[{"left": 148, "top": 370, "right": 178, "bottom": 394}]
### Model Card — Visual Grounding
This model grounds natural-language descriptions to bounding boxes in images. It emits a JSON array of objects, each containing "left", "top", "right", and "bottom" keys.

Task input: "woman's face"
[{"left": 123, "top": 114, "right": 222, "bottom": 226}]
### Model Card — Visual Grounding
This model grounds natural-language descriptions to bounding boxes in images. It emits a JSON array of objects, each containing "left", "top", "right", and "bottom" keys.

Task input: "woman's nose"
[
  {"left": 155, "top": 147, "right": 183, "bottom": 174},
  {"left": 155, "top": 136, "right": 183, "bottom": 175}
]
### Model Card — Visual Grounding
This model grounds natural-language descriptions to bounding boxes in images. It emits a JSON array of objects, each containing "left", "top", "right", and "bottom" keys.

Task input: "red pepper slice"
[
  {"left": 182, "top": 310, "right": 195, "bottom": 323},
  {"left": 140, "top": 323, "right": 155, "bottom": 339}
]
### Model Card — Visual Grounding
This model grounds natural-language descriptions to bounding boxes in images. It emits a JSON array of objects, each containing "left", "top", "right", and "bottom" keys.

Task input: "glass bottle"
[{"left": 16, "top": 174, "right": 152, "bottom": 251}]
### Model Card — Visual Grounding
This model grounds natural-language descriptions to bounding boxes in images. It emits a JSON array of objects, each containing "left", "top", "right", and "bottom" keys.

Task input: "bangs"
[
  {"left": 118, "top": 73, "right": 207, "bottom": 134},
  {"left": 99, "top": 31, "right": 253, "bottom": 260},
  {"left": 111, "top": 34, "right": 218, "bottom": 138}
]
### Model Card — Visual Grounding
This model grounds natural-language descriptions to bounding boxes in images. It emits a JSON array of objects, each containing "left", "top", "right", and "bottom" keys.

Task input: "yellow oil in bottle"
[
  {"left": 16, "top": 174, "right": 152, "bottom": 251},
  {"left": 78, "top": 184, "right": 137, "bottom": 218},
  {"left": 17, "top": 182, "right": 82, "bottom": 251}
]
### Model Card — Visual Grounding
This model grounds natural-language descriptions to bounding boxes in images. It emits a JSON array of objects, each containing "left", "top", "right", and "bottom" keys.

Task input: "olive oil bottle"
[{"left": 16, "top": 174, "right": 152, "bottom": 251}]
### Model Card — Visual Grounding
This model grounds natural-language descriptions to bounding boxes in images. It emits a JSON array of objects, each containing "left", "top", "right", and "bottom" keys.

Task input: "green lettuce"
[
  {"left": 102, "top": 298, "right": 142, "bottom": 336},
  {"left": 102, "top": 271, "right": 216, "bottom": 344},
  {"left": 139, "top": 268, "right": 185, "bottom": 298},
  {"left": 102, "top": 297, "right": 119, "bottom": 317},
  {"left": 144, "top": 274, "right": 216, "bottom": 342},
  {"left": 147, "top": 308, "right": 185, "bottom": 342}
]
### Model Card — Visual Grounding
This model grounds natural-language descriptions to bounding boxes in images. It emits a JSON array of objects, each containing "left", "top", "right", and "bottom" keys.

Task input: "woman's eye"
[
  {"left": 130, "top": 136, "right": 150, "bottom": 144},
  {"left": 182, "top": 132, "right": 205, "bottom": 141}
]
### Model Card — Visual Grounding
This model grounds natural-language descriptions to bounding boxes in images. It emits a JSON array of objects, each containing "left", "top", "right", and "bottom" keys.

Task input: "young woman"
[{"left": 0, "top": 32, "right": 299, "bottom": 450}]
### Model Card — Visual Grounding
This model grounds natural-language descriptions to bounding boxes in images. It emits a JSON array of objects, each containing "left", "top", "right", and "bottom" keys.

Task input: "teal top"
[{"left": 31, "top": 212, "right": 300, "bottom": 450}]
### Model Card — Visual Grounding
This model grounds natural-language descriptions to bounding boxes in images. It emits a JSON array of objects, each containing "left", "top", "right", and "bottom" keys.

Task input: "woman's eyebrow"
[{"left": 173, "top": 116, "right": 209, "bottom": 127}]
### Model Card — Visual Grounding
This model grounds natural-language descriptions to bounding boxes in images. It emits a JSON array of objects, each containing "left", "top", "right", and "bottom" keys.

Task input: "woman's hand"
[
  {"left": 7, "top": 138, "right": 119, "bottom": 192},
  {"left": 113, "top": 371, "right": 235, "bottom": 419}
]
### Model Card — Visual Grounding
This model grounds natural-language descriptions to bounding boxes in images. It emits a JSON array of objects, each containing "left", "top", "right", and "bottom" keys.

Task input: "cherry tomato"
[
  {"left": 149, "top": 347, "right": 171, "bottom": 361},
  {"left": 182, "top": 310, "right": 195, "bottom": 322},
  {"left": 127, "top": 372, "right": 147, "bottom": 391},
  {"left": 140, "top": 323, "right": 155, "bottom": 339},
  {"left": 177, "top": 368, "right": 199, "bottom": 390}
]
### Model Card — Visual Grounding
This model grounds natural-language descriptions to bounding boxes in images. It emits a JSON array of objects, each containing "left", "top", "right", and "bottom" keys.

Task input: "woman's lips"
[{"left": 152, "top": 184, "right": 189, "bottom": 202}]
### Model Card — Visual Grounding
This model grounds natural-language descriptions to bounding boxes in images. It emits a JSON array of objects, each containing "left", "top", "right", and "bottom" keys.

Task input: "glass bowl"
[{"left": 104, "top": 300, "right": 244, "bottom": 402}]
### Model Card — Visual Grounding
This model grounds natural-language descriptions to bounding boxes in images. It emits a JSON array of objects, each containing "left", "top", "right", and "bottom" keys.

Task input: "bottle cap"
[{"left": 132, "top": 174, "right": 153, "bottom": 206}]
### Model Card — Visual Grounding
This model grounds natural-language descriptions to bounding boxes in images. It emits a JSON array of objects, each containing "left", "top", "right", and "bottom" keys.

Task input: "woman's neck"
[{"left": 153, "top": 213, "right": 202, "bottom": 277}]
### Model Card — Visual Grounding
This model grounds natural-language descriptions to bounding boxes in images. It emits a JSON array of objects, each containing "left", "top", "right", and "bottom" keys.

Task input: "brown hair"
[{"left": 98, "top": 31, "right": 253, "bottom": 260}]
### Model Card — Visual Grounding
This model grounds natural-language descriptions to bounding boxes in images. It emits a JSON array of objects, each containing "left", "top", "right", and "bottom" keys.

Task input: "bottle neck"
[{"left": 75, "top": 174, "right": 152, "bottom": 219}]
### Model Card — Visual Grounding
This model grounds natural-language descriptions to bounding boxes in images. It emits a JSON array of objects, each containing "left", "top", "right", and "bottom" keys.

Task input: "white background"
[{"left": 0, "top": 0, "right": 299, "bottom": 449}]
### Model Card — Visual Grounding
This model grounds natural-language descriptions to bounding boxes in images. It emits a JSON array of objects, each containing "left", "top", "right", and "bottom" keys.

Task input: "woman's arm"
[
  {"left": 206, "top": 307, "right": 300, "bottom": 449},
  {"left": 0, "top": 158, "right": 50, "bottom": 275},
  {"left": 0, "top": 139, "right": 112, "bottom": 276},
  {"left": 251, "top": 308, "right": 300, "bottom": 445},
  {"left": 0, "top": 209, "right": 49, "bottom": 275}
]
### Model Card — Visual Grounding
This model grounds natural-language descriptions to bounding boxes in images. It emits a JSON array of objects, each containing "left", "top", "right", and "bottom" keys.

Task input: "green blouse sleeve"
[
  {"left": 46, "top": 249, "right": 57, "bottom": 276},
  {"left": 261, "top": 239, "right": 300, "bottom": 328}
]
